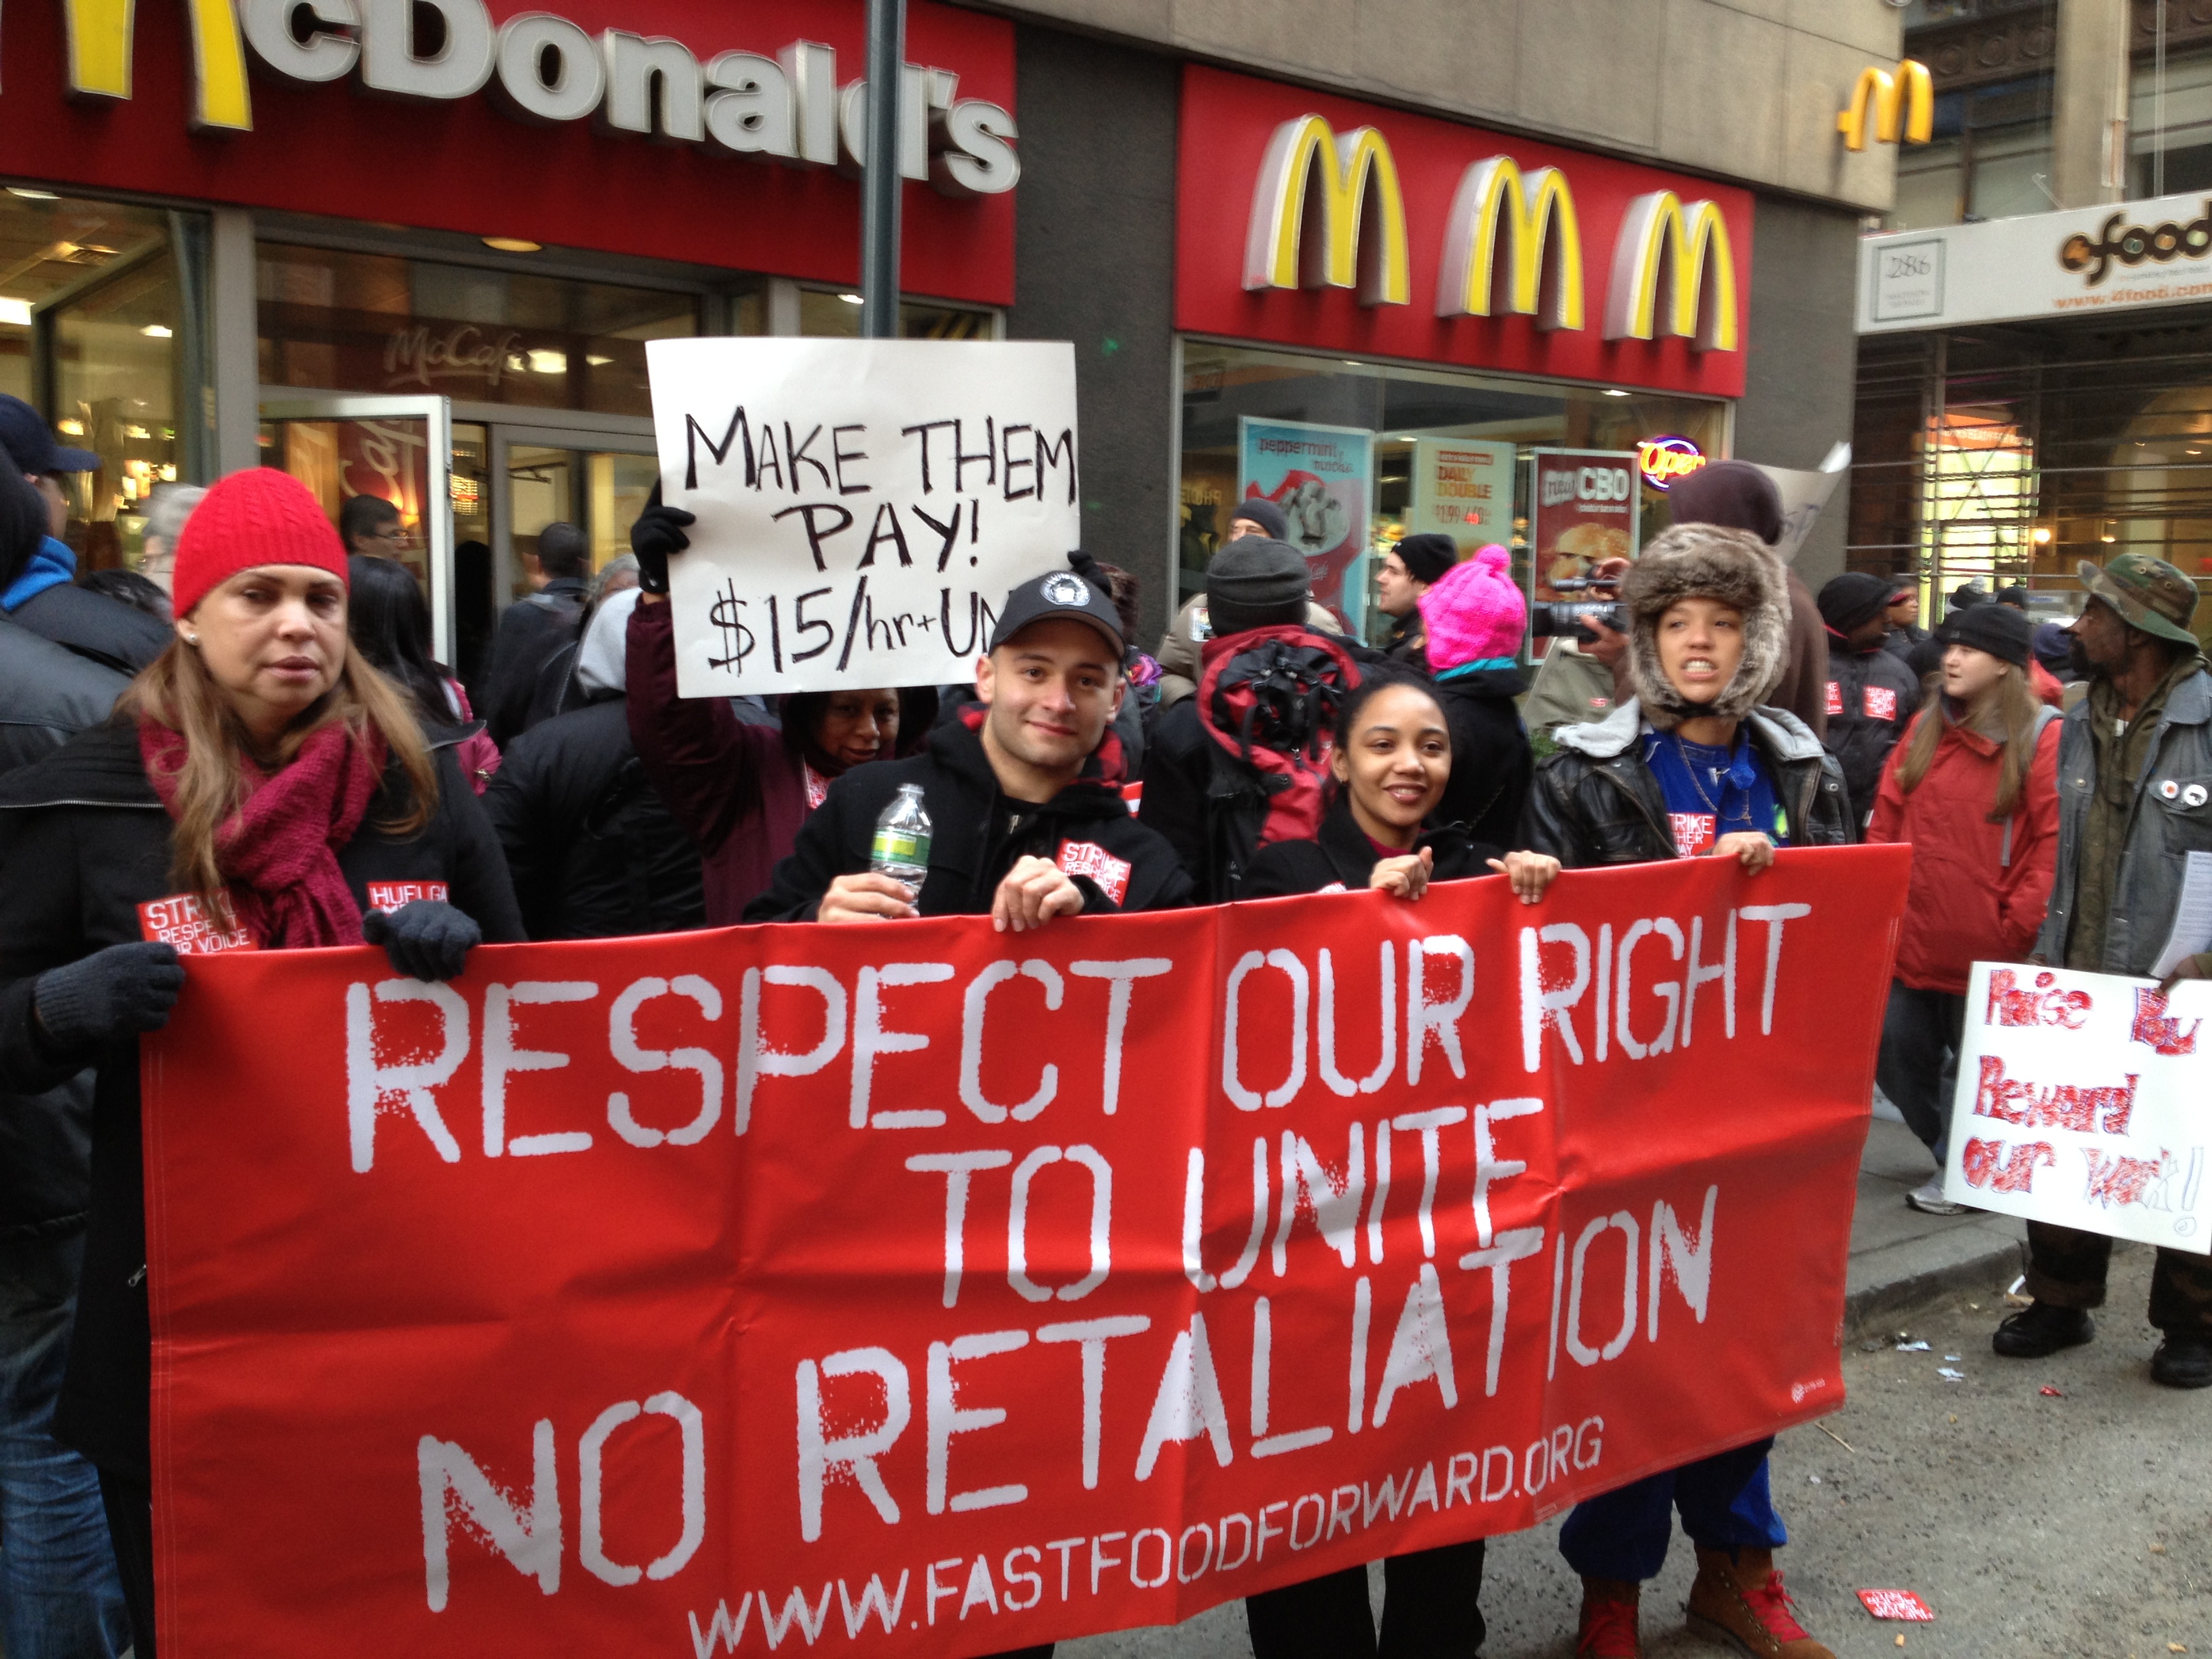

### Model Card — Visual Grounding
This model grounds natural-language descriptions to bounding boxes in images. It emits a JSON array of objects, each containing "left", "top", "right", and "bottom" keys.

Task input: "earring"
[{"left": 181, "top": 632, "right": 199, "bottom": 647}]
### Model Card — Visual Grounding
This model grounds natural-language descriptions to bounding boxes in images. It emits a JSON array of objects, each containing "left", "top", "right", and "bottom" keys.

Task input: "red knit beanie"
[{"left": 171, "top": 468, "right": 350, "bottom": 620}]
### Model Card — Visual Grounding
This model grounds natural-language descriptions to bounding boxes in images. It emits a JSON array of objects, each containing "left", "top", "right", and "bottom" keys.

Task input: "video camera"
[{"left": 1529, "top": 577, "right": 1626, "bottom": 644}]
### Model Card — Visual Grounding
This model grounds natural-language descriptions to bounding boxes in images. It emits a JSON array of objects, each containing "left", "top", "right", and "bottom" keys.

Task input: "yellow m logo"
[
  {"left": 1242, "top": 115, "right": 1410, "bottom": 307},
  {"left": 63, "top": 0, "right": 253, "bottom": 131},
  {"left": 1837, "top": 60, "right": 1932, "bottom": 152},
  {"left": 1603, "top": 192, "right": 1739, "bottom": 353},
  {"left": 1436, "top": 155, "right": 1584, "bottom": 330}
]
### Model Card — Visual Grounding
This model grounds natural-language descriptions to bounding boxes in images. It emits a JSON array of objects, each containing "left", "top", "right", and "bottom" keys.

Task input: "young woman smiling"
[{"left": 0, "top": 469, "right": 521, "bottom": 1655}]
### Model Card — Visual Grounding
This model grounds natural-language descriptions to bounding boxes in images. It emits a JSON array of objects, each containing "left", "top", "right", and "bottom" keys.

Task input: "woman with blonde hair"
[
  {"left": 1866, "top": 600, "right": 2060, "bottom": 1215},
  {"left": 0, "top": 468, "right": 520, "bottom": 1654}
]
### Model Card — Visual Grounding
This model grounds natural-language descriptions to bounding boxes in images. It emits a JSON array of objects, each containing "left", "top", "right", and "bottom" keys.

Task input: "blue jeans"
[
  {"left": 1557, "top": 1439, "right": 1784, "bottom": 1583},
  {"left": 0, "top": 1229, "right": 130, "bottom": 1658}
]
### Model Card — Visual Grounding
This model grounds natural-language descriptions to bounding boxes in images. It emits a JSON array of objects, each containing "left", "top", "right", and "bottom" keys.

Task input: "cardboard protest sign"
[
  {"left": 648, "top": 340, "right": 1078, "bottom": 698},
  {"left": 142, "top": 846, "right": 1906, "bottom": 1657},
  {"left": 1943, "top": 963, "right": 2212, "bottom": 1250}
]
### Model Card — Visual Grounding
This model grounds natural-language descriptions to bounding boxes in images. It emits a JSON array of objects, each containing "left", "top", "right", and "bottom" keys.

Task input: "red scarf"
[{"left": 140, "top": 719, "right": 386, "bottom": 949}]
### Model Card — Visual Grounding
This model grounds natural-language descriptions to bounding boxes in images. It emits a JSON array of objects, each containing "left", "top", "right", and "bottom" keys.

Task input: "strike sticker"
[
  {"left": 1824, "top": 680, "right": 1843, "bottom": 716},
  {"left": 363, "top": 881, "right": 449, "bottom": 916},
  {"left": 1668, "top": 812, "right": 1717, "bottom": 858},
  {"left": 1856, "top": 1589, "right": 1935, "bottom": 1622},
  {"left": 138, "top": 890, "right": 256, "bottom": 956},
  {"left": 1864, "top": 685, "right": 1898, "bottom": 722},
  {"left": 1056, "top": 838, "right": 1131, "bottom": 903},
  {"left": 1120, "top": 781, "right": 1144, "bottom": 817}
]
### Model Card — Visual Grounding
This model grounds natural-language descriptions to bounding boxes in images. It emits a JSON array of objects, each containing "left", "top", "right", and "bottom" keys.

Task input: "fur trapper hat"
[{"left": 1622, "top": 522, "right": 1791, "bottom": 731}]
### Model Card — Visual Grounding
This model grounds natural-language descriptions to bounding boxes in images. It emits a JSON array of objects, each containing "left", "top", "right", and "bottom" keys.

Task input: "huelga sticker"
[
  {"left": 138, "top": 890, "right": 257, "bottom": 956},
  {"left": 1824, "top": 681, "right": 1843, "bottom": 716},
  {"left": 364, "top": 881, "right": 449, "bottom": 915},
  {"left": 1056, "top": 840, "right": 1132, "bottom": 905},
  {"left": 1864, "top": 685, "right": 1898, "bottom": 721}
]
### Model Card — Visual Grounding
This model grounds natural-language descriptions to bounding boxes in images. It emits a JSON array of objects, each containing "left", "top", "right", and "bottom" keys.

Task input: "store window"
[
  {"left": 1177, "top": 342, "right": 1728, "bottom": 646},
  {"left": 258, "top": 245, "right": 729, "bottom": 416},
  {"left": 0, "top": 189, "right": 193, "bottom": 572},
  {"left": 1881, "top": 78, "right": 2053, "bottom": 232},
  {"left": 797, "top": 288, "right": 996, "bottom": 339},
  {"left": 2131, "top": 47, "right": 2212, "bottom": 198}
]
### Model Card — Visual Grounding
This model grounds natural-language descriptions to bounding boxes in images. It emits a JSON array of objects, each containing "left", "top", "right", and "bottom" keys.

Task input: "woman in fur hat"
[{"left": 1520, "top": 522, "right": 1851, "bottom": 1659}]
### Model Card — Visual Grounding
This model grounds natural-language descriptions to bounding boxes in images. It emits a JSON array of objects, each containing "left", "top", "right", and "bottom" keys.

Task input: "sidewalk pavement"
[{"left": 1846, "top": 1111, "right": 2028, "bottom": 1331}]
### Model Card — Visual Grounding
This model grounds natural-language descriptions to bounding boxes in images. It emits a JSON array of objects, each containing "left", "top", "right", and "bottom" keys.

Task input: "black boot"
[
  {"left": 1992, "top": 1300, "right": 2094, "bottom": 1358},
  {"left": 2150, "top": 1336, "right": 2212, "bottom": 1389}
]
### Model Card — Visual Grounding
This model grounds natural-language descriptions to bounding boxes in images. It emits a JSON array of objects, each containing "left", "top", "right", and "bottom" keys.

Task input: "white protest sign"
[
  {"left": 647, "top": 338, "right": 1078, "bottom": 697},
  {"left": 1944, "top": 962, "right": 2212, "bottom": 1252}
]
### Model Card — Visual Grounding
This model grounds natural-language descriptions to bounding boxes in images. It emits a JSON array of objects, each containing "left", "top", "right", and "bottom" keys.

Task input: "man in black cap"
[
  {"left": 1994, "top": 553, "right": 2212, "bottom": 1388},
  {"left": 0, "top": 396, "right": 168, "bottom": 675},
  {"left": 747, "top": 554, "right": 1190, "bottom": 930},
  {"left": 1375, "top": 531, "right": 1456, "bottom": 666},
  {"left": 1817, "top": 571, "right": 1921, "bottom": 827}
]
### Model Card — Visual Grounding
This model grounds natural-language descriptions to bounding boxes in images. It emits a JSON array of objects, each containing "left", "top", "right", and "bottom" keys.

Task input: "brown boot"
[
  {"left": 1686, "top": 1547, "right": 1834, "bottom": 1659},
  {"left": 1575, "top": 1576, "right": 1643, "bottom": 1658}
]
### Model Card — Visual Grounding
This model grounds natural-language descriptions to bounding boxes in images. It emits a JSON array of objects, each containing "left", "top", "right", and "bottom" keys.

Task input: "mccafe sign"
[{"left": 56, "top": 0, "right": 1018, "bottom": 194}]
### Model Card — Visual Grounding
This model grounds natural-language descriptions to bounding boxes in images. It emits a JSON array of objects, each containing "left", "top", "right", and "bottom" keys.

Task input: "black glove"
[
  {"left": 362, "top": 901, "right": 481, "bottom": 983},
  {"left": 630, "top": 501, "right": 695, "bottom": 596},
  {"left": 33, "top": 941, "right": 186, "bottom": 1051}
]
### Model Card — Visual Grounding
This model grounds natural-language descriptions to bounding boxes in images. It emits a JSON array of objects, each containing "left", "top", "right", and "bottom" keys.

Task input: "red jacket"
[{"left": 1866, "top": 708, "right": 2060, "bottom": 994}]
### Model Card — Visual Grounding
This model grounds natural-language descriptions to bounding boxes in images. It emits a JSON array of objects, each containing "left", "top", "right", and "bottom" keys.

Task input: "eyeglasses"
[{"left": 367, "top": 525, "right": 405, "bottom": 543}]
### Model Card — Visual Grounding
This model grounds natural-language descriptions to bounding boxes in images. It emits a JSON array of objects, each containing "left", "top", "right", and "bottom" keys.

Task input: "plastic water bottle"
[{"left": 869, "top": 783, "right": 932, "bottom": 896}]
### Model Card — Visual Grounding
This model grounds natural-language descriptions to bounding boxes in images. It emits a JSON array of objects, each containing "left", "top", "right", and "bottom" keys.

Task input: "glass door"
[
  {"left": 487, "top": 425, "right": 659, "bottom": 610},
  {"left": 260, "top": 394, "right": 457, "bottom": 659}
]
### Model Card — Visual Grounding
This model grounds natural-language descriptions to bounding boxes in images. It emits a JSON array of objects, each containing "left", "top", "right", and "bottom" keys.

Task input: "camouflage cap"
[{"left": 2077, "top": 554, "right": 2201, "bottom": 647}]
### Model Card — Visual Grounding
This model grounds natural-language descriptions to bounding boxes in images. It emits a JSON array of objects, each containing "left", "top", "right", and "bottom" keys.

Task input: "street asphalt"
[{"left": 1066, "top": 1122, "right": 2209, "bottom": 1658}]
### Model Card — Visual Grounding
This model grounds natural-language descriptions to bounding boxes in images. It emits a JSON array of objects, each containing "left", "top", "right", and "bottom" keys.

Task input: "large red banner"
[{"left": 142, "top": 847, "right": 1908, "bottom": 1656}]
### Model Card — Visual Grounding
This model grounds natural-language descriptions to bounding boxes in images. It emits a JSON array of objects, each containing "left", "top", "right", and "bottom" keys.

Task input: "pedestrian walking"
[
  {"left": 1519, "top": 520, "right": 1847, "bottom": 1659},
  {"left": 1864, "top": 600, "right": 2058, "bottom": 1216},
  {"left": 1816, "top": 571, "right": 1922, "bottom": 829},
  {"left": 337, "top": 493, "right": 405, "bottom": 560},
  {"left": 1992, "top": 554, "right": 2212, "bottom": 1389},
  {"left": 1416, "top": 544, "right": 1533, "bottom": 849},
  {"left": 0, "top": 468, "right": 522, "bottom": 1655}
]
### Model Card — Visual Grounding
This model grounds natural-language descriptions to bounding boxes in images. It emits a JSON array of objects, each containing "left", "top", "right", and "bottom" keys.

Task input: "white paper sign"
[
  {"left": 1944, "top": 962, "right": 2212, "bottom": 1252},
  {"left": 647, "top": 338, "right": 1079, "bottom": 697}
]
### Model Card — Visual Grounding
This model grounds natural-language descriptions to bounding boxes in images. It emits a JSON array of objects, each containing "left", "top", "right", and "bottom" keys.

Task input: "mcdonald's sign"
[
  {"left": 1436, "top": 155, "right": 1584, "bottom": 331},
  {"left": 63, "top": 0, "right": 251, "bottom": 130},
  {"left": 1242, "top": 115, "right": 1412, "bottom": 305},
  {"left": 1837, "top": 60, "right": 1933, "bottom": 152},
  {"left": 1603, "top": 191, "right": 1740, "bottom": 353}
]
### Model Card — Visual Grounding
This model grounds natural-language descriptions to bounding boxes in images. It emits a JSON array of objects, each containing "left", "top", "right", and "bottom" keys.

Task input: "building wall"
[
  {"left": 1738, "top": 195, "right": 1864, "bottom": 588},
  {"left": 991, "top": 0, "right": 1904, "bottom": 211},
  {"left": 1005, "top": 24, "right": 1183, "bottom": 647}
]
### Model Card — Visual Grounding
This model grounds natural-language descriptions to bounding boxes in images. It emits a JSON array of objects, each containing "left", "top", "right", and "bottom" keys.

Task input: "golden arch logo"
[
  {"left": 1242, "top": 115, "right": 1411, "bottom": 306},
  {"left": 1837, "top": 60, "right": 1932, "bottom": 152},
  {"left": 1435, "top": 155, "right": 1584, "bottom": 329},
  {"left": 63, "top": 0, "right": 253, "bottom": 129},
  {"left": 1603, "top": 191, "right": 1738, "bottom": 353}
]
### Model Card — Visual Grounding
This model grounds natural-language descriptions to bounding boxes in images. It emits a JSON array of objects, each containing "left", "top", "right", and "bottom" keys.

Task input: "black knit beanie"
[
  {"left": 1936, "top": 600, "right": 2033, "bottom": 668},
  {"left": 1223, "top": 496, "right": 1288, "bottom": 541},
  {"left": 1206, "top": 536, "right": 1311, "bottom": 636},
  {"left": 1393, "top": 533, "right": 1458, "bottom": 586},
  {"left": 1817, "top": 571, "right": 1893, "bottom": 634}
]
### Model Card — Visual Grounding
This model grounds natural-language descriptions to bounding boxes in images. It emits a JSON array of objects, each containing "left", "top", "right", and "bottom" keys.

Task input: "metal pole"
[{"left": 860, "top": 0, "right": 905, "bottom": 340}]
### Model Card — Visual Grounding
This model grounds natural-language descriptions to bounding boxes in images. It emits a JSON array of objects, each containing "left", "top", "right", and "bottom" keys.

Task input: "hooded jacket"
[
  {"left": 0, "top": 721, "right": 523, "bottom": 1477},
  {"left": 8, "top": 581, "right": 169, "bottom": 677},
  {"left": 746, "top": 709, "right": 1191, "bottom": 922},
  {"left": 1429, "top": 665, "right": 1533, "bottom": 849},
  {"left": 1155, "top": 594, "right": 1343, "bottom": 707},
  {"left": 1238, "top": 794, "right": 1500, "bottom": 899},
  {"left": 1866, "top": 705, "right": 2060, "bottom": 994},
  {"left": 483, "top": 575, "right": 586, "bottom": 745},
  {"left": 1822, "top": 637, "right": 1923, "bottom": 827}
]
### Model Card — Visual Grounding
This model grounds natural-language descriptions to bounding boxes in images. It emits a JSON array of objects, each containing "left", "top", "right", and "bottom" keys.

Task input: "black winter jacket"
[
  {"left": 484, "top": 697, "right": 707, "bottom": 940},
  {"left": 1822, "top": 640, "right": 1922, "bottom": 827},
  {"left": 0, "top": 721, "right": 524, "bottom": 1478},
  {"left": 0, "top": 615, "right": 127, "bottom": 781},
  {"left": 1521, "top": 699, "right": 1853, "bottom": 869},
  {"left": 1429, "top": 666, "right": 1533, "bottom": 851},
  {"left": 9, "top": 582, "right": 169, "bottom": 676},
  {"left": 1238, "top": 794, "right": 1501, "bottom": 899},
  {"left": 745, "top": 715, "right": 1191, "bottom": 921},
  {"left": 483, "top": 578, "right": 586, "bottom": 745}
]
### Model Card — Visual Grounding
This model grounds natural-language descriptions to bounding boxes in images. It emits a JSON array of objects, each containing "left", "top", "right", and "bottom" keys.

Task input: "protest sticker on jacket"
[
  {"left": 648, "top": 339, "right": 1078, "bottom": 699},
  {"left": 1943, "top": 963, "right": 2212, "bottom": 1251},
  {"left": 1528, "top": 451, "right": 1639, "bottom": 659},
  {"left": 140, "top": 846, "right": 1908, "bottom": 1658},
  {"left": 1237, "top": 417, "right": 1374, "bottom": 632}
]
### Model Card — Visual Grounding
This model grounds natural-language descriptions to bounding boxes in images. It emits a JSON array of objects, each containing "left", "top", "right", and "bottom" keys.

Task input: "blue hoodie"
[{"left": 1, "top": 536, "right": 75, "bottom": 613}]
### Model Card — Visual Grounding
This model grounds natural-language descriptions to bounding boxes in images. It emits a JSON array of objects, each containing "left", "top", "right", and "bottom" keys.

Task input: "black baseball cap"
[
  {"left": 0, "top": 395, "right": 96, "bottom": 475},
  {"left": 988, "top": 553, "right": 1125, "bottom": 658}
]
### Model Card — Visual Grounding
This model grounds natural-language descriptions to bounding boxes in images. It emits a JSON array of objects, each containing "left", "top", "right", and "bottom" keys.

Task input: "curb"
[{"left": 1845, "top": 1234, "right": 2028, "bottom": 1333}]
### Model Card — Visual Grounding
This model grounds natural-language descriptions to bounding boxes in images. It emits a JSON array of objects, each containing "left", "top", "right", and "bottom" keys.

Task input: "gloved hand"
[
  {"left": 33, "top": 941, "right": 186, "bottom": 1051},
  {"left": 362, "top": 901, "right": 481, "bottom": 983},
  {"left": 630, "top": 501, "right": 695, "bottom": 596}
]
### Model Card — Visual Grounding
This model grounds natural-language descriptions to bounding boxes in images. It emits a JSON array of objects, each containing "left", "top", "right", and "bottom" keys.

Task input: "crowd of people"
[{"left": 0, "top": 401, "right": 2207, "bottom": 1659}]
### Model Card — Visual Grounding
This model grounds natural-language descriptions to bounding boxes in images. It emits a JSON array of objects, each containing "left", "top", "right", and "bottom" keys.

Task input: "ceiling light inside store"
[
  {"left": 56, "top": 419, "right": 83, "bottom": 435},
  {"left": 586, "top": 354, "right": 612, "bottom": 367},
  {"left": 482, "top": 237, "right": 542, "bottom": 253},
  {"left": 1603, "top": 388, "right": 1631, "bottom": 397},
  {"left": 2032, "top": 527, "right": 2052, "bottom": 544},
  {"left": 527, "top": 350, "right": 567, "bottom": 374},
  {"left": 0, "top": 298, "right": 28, "bottom": 326},
  {"left": 6, "top": 187, "right": 57, "bottom": 201},
  {"left": 839, "top": 293, "right": 863, "bottom": 304},
  {"left": 140, "top": 324, "right": 171, "bottom": 338}
]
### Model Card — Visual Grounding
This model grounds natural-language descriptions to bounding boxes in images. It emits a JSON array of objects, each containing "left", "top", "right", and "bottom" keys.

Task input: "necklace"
[{"left": 1668, "top": 733, "right": 1732, "bottom": 819}]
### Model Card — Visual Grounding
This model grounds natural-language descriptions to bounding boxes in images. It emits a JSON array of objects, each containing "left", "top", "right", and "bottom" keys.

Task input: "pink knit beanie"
[{"left": 1418, "top": 544, "right": 1525, "bottom": 672}]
